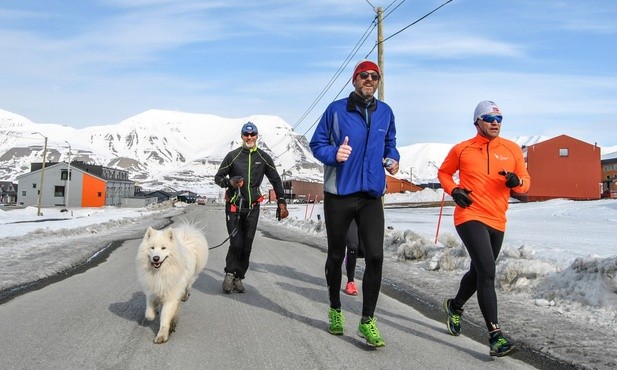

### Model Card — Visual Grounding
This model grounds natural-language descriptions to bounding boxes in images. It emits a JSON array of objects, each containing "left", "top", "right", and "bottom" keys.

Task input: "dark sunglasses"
[
  {"left": 358, "top": 71, "right": 380, "bottom": 81},
  {"left": 480, "top": 114, "right": 503, "bottom": 123},
  {"left": 242, "top": 132, "right": 257, "bottom": 137}
]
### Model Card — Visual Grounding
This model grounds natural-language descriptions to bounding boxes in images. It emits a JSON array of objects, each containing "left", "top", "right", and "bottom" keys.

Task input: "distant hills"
[{"left": 1, "top": 108, "right": 615, "bottom": 197}]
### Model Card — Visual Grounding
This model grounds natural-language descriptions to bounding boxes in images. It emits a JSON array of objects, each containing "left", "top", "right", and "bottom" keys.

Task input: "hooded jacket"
[
  {"left": 309, "top": 93, "right": 399, "bottom": 198},
  {"left": 214, "top": 145, "right": 285, "bottom": 206},
  {"left": 438, "top": 134, "right": 531, "bottom": 231}
]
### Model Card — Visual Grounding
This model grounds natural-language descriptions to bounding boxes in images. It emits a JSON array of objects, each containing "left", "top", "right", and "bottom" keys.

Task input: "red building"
[
  {"left": 386, "top": 175, "right": 423, "bottom": 193},
  {"left": 601, "top": 153, "right": 617, "bottom": 198},
  {"left": 270, "top": 180, "right": 324, "bottom": 203},
  {"left": 269, "top": 177, "right": 420, "bottom": 202},
  {"left": 519, "top": 135, "right": 601, "bottom": 201}
]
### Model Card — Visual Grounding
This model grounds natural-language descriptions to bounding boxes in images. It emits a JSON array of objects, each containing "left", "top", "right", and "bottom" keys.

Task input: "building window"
[
  {"left": 61, "top": 169, "right": 72, "bottom": 181},
  {"left": 54, "top": 186, "right": 65, "bottom": 197},
  {"left": 32, "top": 183, "right": 37, "bottom": 189},
  {"left": 559, "top": 148, "right": 569, "bottom": 157},
  {"left": 98, "top": 192, "right": 102, "bottom": 197},
  {"left": 22, "top": 191, "right": 26, "bottom": 196}
]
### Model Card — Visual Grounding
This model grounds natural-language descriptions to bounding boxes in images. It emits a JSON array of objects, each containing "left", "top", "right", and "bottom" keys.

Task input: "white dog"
[{"left": 136, "top": 224, "right": 209, "bottom": 344}]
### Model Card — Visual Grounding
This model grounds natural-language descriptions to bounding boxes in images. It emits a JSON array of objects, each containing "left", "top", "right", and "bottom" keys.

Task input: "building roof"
[
  {"left": 602, "top": 151, "right": 617, "bottom": 161},
  {"left": 16, "top": 162, "right": 106, "bottom": 182},
  {"left": 526, "top": 134, "right": 597, "bottom": 148}
]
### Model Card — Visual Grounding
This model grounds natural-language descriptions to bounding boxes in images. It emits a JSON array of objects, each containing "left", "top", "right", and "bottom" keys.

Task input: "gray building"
[
  {"left": 17, "top": 162, "right": 135, "bottom": 208},
  {"left": 0, "top": 181, "right": 17, "bottom": 205}
]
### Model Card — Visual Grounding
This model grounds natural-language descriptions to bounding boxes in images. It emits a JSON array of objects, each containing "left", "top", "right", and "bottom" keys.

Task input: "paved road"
[{"left": 0, "top": 206, "right": 537, "bottom": 369}]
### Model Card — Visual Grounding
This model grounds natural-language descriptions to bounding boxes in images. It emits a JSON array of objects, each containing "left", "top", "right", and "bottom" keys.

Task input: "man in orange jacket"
[{"left": 438, "top": 100, "right": 530, "bottom": 357}]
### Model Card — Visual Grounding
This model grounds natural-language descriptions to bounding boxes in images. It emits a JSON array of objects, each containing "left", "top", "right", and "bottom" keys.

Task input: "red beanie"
[{"left": 352, "top": 60, "right": 380, "bottom": 80}]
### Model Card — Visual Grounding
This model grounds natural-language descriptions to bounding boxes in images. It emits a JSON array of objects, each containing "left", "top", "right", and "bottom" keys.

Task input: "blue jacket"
[{"left": 310, "top": 94, "right": 399, "bottom": 198}]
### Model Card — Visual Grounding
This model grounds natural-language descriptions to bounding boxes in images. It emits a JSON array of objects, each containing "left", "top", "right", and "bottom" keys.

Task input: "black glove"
[
  {"left": 229, "top": 176, "right": 244, "bottom": 188},
  {"left": 451, "top": 188, "right": 473, "bottom": 208},
  {"left": 499, "top": 171, "right": 521, "bottom": 188}
]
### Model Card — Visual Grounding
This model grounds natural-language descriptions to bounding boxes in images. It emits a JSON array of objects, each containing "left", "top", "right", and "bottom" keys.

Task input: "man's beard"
[{"left": 357, "top": 86, "right": 375, "bottom": 100}]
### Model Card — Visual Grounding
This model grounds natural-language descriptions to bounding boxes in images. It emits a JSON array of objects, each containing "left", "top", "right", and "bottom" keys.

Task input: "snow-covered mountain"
[
  {"left": 2, "top": 108, "right": 616, "bottom": 197},
  {"left": 0, "top": 108, "right": 322, "bottom": 197}
]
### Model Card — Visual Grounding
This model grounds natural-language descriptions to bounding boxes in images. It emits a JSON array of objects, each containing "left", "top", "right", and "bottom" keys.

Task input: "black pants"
[
  {"left": 224, "top": 203, "right": 260, "bottom": 280},
  {"left": 345, "top": 219, "right": 363, "bottom": 281},
  {"left": 452, "top": 220, "right": 504, "bottom": 331},
  {"left": 324, "top": 192, "right": 384, "bottom": 318}
]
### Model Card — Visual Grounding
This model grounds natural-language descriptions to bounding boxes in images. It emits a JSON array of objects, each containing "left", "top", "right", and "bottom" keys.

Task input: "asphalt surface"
[{"left": 0, "top": 205, "right": 563, "bottom": 369}]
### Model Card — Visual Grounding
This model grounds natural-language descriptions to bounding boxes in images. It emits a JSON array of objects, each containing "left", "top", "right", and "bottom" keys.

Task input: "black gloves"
[
  {"left": 451, "top": 188, "right": 473, "bottom": 208},
  {"left": 229, "top": 176, "right": 244, "bottom": 188},
  {"left": 499, "top": 170, "right": 521, "bottom": 188}
]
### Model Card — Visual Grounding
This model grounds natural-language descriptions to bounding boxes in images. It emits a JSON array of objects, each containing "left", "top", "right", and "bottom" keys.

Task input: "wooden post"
[{"left": 377, "top": 6, "right": 384, "bottom": 101}]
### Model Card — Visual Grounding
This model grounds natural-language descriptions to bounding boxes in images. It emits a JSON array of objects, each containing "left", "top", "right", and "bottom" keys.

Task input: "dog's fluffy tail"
[{"left": 173, "top": 223, "right": 209, "bottom": 272}]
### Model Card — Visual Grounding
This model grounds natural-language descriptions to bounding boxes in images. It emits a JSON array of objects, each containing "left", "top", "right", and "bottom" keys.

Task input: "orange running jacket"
[{"left": 438, "top": 134, "right": 531, "bottom": 231}]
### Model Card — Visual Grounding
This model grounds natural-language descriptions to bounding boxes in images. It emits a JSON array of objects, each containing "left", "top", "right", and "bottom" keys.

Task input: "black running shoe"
[
  {"left": 489, "top": 331, "right": 517, "bottom": 357},
  {"left": 443, "top": 299, "right": 463, "bottom": 336}
]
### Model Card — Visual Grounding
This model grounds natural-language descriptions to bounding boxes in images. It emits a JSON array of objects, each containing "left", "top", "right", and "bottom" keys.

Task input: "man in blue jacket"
[{"left": 309, "top": 59, "right": 400, "bottom": 347}]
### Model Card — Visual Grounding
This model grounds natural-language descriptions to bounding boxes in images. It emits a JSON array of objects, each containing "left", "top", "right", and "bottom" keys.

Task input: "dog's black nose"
[{"left": 153, "top": 256, "right": 160, "bottom": 262}]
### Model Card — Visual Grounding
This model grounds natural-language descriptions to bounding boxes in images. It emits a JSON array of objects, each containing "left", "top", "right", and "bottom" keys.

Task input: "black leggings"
[
  {"left": 345, "top": 219, "right": 360, "bottom": 281},
  {"left": 452, "top": 220, "right": 504, "bottom": 331},
  {"left": 324, "top": 192, "right": 384, "bottom": 318}
]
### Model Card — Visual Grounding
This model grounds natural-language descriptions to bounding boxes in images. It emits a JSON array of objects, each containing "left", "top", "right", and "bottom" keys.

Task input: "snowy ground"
[
  {"left": 0, "top": 202, "right": 184, "bottom": 293},
  {"left": 1, "top": 192, "right": 616, "bottom": 369}
]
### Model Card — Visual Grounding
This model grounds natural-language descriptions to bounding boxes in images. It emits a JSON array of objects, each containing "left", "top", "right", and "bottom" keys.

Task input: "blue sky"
[{"left": 1, "top": 0, "right": 616, "bottom": 147}]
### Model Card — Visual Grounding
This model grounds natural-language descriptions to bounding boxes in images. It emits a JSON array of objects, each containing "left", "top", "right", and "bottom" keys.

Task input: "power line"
[
  {"left": 366, "top": 0, "right": 405, "bottom": 16},
  {"left": 366, "top": 0, "right": 453, "bottom": 56},
  {"left": 273, "top": 0, "right": 445, "bottom": 165},
  {"left": 268, "top": 18, "right": 378, "bottom": 157},
  {"left": 382, "top": 0, "right": 406, "bottom": 19},
  {"left": 386, "top": 0, "right": 452, "bottom": 42},
  {"left": 290, "top": 19, "right": 377, "bottom": 132},
  {"left": 293, "top": 0, "right": 407, "bottom": 137}
]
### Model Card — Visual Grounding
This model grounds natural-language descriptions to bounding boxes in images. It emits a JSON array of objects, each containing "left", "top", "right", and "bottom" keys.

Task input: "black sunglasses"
[
  {"left": 358, "top": 71, "right": 380, "bottom": 81},
  {"left": 242, "top": 132, "right": 257, "bottom": 137}
]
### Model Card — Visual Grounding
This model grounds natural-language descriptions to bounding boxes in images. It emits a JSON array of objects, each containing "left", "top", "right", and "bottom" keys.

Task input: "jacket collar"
[
  {"left": 347, "top": 91, "right": 377, "bottom": 112},
  {"left": 241, "top": 144, "right": 258, "bottom": 152},
  {"left": 474, "top": 133, "right": 502, "bottom": 147}
]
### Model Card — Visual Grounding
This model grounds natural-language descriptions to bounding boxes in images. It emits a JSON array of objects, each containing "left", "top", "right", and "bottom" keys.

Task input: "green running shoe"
[
  {"left": 489, "top": 331, "right": 517, "bottom": 357},
  {"left": 328, "top": 308, "right": 344, "bottom": 335},
  {"left": 357, "top": 317, "right": 385, "bottom": 347},
  {"left": 443, "top": 299, "right": 463, "bottom": 336}
]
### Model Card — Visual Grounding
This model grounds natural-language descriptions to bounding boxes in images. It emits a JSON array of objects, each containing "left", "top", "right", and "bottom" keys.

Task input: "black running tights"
[
  {"left": 452, "top": 220, "right": 504, "bottom": 331},
  {"left": 345, "top": 219, "right": 360, "bottom": 281},
  {"left": 323, "top": 192, "right": 384, "bottom": 318}
]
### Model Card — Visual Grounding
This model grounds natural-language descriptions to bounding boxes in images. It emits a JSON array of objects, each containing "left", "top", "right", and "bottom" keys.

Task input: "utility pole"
[
  {"left": 376, "top": 6, "right": 384, "bottom": 101},
  {"left": 365, "top": 2, "right": 385, "bottom": 99},
  {"left": 64, "top": 141, "right": 72, "bottom": 211},
  {"left": 32, "top": 132, "right": 47, "bottom": 216}
]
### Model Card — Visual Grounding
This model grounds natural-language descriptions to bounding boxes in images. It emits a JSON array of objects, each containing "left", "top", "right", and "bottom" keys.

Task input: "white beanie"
[{"left": 473, "top": 100, "right": 501, "bottom": 122}]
